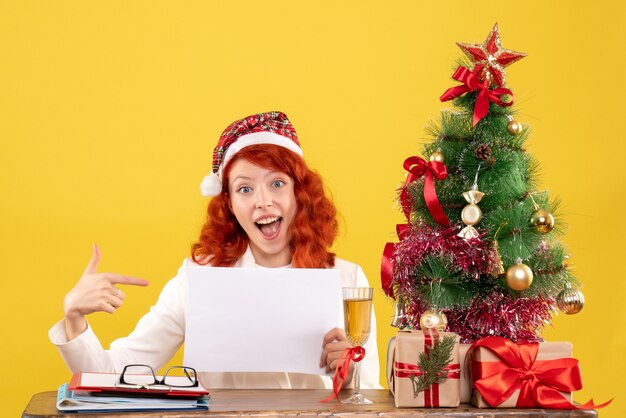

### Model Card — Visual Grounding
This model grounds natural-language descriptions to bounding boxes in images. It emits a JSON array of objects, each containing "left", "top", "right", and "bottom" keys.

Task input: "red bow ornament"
[
  {"left": 470, "top": 336, "right": 611, "bottom": 410},
  {"left": 440, "top": 66, "right": 514, "bottom": 126},
  {"left": 381, "top": 224, "right": 410, "bottom": 298},
  {"left": 382, "top": 156, "right": 449, "bottom": 298},
  {"left": 400, "top": 156, "right": 450, "bottom": 228}
]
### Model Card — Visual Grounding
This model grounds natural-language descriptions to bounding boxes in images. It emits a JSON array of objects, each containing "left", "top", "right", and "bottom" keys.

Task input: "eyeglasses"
[{"left": 117, "top": 364, "right": 198, "bottom": 390}]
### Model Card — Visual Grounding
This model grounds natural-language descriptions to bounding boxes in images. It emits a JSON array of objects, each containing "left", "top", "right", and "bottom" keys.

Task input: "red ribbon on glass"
[
  {"left": 400, "top": 156, "right": 450, "bottom": 227},
  {"left": 393, "top": 331, "right": 459, "bottom": 407},
  {"left": 321, "top": 346, "right": 366, "bottom": 402},
  {"left": 470, "top": 336, "right": 612, "bottom": 410},
  {"left": 439, "top": 66, "right": 514, "bottom": 126}
]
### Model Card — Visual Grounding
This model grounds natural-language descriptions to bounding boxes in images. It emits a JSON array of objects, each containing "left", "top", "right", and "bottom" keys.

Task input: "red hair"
[{"left": 191, "top": 144, "right": 338, "bottom": 268}]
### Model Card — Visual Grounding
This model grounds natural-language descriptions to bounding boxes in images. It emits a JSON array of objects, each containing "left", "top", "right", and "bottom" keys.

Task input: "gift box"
[
  {"left": 387, "top": 330, "right": 460, "bottom": 408},
  {"left": 469, "top": 337, "right": 578, "bottom": 409},
  {"left": 458, "top": 343, "right": 472, "bottom": 404}
]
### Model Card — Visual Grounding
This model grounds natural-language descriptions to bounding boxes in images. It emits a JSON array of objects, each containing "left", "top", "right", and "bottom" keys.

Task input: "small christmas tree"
[{"left": 382, "top": 24, "right": 585, "bottom": 343}]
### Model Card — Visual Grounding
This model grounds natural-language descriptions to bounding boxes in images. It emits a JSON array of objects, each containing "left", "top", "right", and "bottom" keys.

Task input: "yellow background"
[{"left": 1, "top": 1, "right": 624, "bottom": 416}]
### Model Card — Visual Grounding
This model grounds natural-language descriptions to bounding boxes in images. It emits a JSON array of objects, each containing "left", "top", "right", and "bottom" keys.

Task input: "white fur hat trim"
[{"left": 200, "top": 131, "right": 303, "bottom": 197}]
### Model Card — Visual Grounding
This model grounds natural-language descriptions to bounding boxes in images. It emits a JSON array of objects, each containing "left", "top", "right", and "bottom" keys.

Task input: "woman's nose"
[{"left": 255, "top": 188, "right": 273, "bottom": 209}]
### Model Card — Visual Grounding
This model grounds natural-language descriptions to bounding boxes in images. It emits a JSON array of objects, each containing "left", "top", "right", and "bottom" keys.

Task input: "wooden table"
[{"left": 23, "top": 389, "right": 598, "bottom": 418}]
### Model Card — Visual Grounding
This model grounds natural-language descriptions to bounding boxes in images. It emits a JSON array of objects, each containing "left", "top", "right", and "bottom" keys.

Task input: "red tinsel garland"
[
  {"left": 390, "top": 223, "right": 557, "bottom": 343},
  {"left": 445, "top": 292, "right": 555, "bottom": 343},
  {"left": 392, "top": 223, "right": 493, "bottom": 281}
]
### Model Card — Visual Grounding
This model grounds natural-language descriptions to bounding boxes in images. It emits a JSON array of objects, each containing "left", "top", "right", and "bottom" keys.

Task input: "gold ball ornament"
[
  {"left": 530, "top": 209, "right": 555, "bottom": 233},
  {"left": 505, "top": 262, "right": 534, "bottom": 291},
  {"left": 419, "top": 309, "right": 448, "bottom": 331},
  {"left": 507, "top": 119, "right": 523, "bottom": 135},
  {"left": 429, "top": 150, "right": 445, "bottom": 163},
  {"left": 557, "top": 287, "right": 585, "bottom": 314}
]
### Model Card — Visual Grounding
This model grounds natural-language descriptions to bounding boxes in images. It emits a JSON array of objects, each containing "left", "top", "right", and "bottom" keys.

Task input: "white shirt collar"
[{"left": 236, "top": 246, "right": 292, "bottom": 268}]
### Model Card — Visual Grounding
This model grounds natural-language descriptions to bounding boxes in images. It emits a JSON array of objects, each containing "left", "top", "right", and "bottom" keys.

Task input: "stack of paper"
[{"left": 56, "top": 372, "right": 209, "bottom": 413}]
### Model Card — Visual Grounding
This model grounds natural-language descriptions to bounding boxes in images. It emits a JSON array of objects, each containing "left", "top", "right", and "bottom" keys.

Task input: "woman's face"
[{"left": 227, "top": 159, "right": 297, "bottom": 267}]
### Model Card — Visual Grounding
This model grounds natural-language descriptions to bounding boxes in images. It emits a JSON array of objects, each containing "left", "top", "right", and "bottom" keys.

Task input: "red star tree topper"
[{"left": 456, "top": 23, "right": 526, "bottom": 87}]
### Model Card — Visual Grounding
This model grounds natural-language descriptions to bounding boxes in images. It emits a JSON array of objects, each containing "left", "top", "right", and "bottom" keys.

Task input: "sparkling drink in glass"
[{"left": 341, "top": 287, "right": 373, "bottom": 405}]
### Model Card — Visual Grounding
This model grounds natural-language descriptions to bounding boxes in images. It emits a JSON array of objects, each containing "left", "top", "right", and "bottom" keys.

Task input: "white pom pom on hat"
[
  {"left": 200, "top": 111, "right": 302, "bottom": 197},
  {"left": 200, "top": 172, "right": 222, "bottom": 197}
]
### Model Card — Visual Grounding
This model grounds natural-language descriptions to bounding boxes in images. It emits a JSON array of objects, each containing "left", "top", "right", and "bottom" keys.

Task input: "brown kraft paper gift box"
[
  {"left": 471, "top": 340, "right": 573, "bottom": 408},
  {"left": 387, "top": 330, "right": 460, "bottom": 408},
  {"left": 458, "top": 343, "right": 472, "bottom": 404}
]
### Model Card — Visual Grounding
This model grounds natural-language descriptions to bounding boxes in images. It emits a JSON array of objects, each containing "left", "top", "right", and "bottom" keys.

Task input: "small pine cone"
[
  {"left": 486, "top": 156, "right": 497, "bottom": 167},
  {"left": 474, "top": 144, "right": 492, "bottom": 160}
]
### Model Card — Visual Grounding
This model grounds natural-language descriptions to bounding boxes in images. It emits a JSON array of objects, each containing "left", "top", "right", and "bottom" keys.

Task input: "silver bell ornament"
[{"left": 390, "top": 300, "right": 411, "bottom": 330}]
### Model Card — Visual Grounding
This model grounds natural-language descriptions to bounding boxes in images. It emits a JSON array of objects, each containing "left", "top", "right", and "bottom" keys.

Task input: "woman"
[{"left": 49, "top": 111, "right": 380, "bottom": 389}]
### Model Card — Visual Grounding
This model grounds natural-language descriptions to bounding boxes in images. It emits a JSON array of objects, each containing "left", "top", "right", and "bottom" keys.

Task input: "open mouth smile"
[{"left": 255, "top": 216, "right": 283, "bottom": 239}]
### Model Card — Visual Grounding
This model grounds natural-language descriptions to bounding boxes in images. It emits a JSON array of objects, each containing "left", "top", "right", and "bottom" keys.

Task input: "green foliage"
[
  {"left": 409, "top": 335, "right": 457, "bottom": 397},
  {"left": 484, "top": 200, "right": 541, "bottom": 262},
  {"left": 412, "top": 254, "right": 476, "bottom": 308},
  {"left": 396, "top": 61, "right": 578, "bottom": 339},
  {"left": 407, "top": 174, "right": 465, "bottom": 227},
  {"left": 412, "top": 109, "right": 541, "bottom": 227},
  {"left": 425, "top": 111, "right": 474, "bottom": 143},
  {"left": 524, "top": 243, "right": 575, "bottom": 298},
  {"left": 459, "top": 144, "right": 535, "bottom": 208}
]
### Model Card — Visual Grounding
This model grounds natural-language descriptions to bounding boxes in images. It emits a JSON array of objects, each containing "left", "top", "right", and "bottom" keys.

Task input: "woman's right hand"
[{"left": 63, "top": 244, "right": 149, "bottom": 340}]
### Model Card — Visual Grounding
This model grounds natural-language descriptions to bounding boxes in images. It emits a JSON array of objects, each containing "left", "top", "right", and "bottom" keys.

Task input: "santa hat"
[{"left": 200, "top": 111, "right": 302, "bottom": 196}]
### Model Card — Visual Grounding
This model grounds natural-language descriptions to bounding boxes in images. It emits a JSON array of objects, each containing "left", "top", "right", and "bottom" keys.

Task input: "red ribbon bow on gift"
[
  {"left": 394, "top": 362, "right": 461, "bottom": 379},
  {"left": 321, "top": 346, "right": 365, "bottom": 402},
  {"left": 470, "top": 336, "right": 611, "bottom": 410},
  {"left": 394, "top": 362, "right": 461, "bottom": 407},
  {"left": 440, "top": 66, "right": 514, "bottom": 126}
]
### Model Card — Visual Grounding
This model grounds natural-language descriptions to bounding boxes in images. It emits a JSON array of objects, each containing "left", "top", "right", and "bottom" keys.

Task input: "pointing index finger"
[{"left": 106, "top": 274, "right": 149, "bottom": 287}]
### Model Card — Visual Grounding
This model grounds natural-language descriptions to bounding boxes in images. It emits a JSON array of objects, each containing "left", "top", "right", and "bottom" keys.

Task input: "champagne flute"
[{"left": 341, "top": 287, "right": 373, "bottom": 405}]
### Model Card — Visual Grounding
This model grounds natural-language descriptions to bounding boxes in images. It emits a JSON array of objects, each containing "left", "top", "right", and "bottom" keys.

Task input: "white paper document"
[{"left": 184, "top": 266, "right": 343, "bottom": 376}]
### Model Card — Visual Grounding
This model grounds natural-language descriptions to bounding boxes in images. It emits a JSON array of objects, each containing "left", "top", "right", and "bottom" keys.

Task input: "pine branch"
[
  {"left": 409, "top": 335, "right": 457, "bottom": 397},
  {"left": 411, "top": 254, "right": 476, "bottom": 308}
]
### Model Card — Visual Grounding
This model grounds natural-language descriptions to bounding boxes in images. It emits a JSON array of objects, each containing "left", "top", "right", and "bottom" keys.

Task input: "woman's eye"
[
  {"left": 272, "top": 180, "right": 285, "bottom": 188},
  {"left": 237, "top": 186, "right": 251, "bottom": 194}
]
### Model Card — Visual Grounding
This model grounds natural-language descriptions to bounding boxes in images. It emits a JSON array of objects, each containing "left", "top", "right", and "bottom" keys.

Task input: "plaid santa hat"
[{"left": 200, "top": 111, "right": 302, "bottom": 196}]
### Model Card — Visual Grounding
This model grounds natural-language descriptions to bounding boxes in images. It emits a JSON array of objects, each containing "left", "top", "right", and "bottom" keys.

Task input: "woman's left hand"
[{"left": 320, "top": 327, "right": 353, "bottom": 381}]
